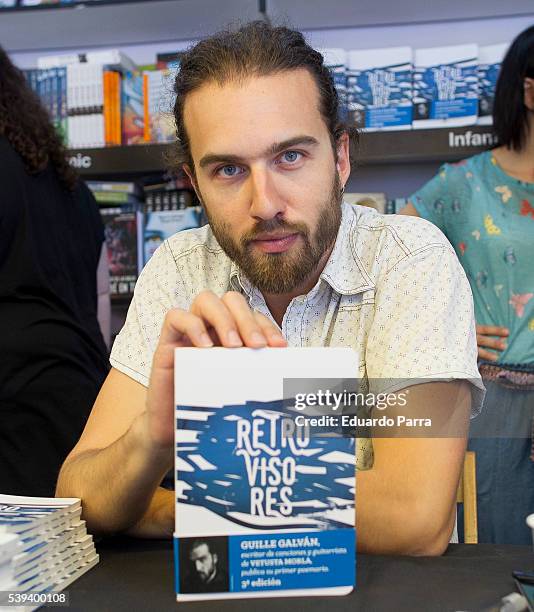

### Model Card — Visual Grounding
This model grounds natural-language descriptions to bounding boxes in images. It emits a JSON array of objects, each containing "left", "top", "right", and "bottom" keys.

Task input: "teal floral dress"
[
  {"left": 411, "top": 150, "right": 534, "bottom": 545},
  {"left": 412, "top": 150, "right": 534, "bottom": 366}
]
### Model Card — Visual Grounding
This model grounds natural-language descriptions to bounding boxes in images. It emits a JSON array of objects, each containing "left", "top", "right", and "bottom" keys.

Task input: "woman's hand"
[{"left": 476, "top": 325, "right": 509, "bottom": 361}]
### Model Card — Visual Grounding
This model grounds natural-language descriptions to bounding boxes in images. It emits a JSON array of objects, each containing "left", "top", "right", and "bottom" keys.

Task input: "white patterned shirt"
[{"left": 111, "top": 202, "right": 484, "bottom": 469}]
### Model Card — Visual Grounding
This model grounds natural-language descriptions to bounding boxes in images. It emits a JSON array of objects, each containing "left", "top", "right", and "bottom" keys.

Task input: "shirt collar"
[{"left": 229, "top": 201, "right": 375, "bottom": 297}]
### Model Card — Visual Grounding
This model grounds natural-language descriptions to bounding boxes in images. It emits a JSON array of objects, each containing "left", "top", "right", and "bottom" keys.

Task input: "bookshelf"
[{"left": 68, "top": 125, "right": 497, "bottom": 176}]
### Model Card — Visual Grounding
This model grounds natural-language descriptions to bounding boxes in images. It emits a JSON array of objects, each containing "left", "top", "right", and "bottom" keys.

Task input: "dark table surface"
[{"left": 67, "top": 538, "right": 533, "bottom": 612}]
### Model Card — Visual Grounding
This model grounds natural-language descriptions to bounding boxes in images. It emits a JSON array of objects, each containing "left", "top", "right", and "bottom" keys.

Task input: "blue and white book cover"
[
  {"left": 477, "top": 43, "right": 507, "bottom": 126},
  {"left": 174, "top": 347, "right": 357, "bottom": 601},
  {"left": 347, "top": 47, "right": 412, "bottom": 131},
  {"left": 413, "top": 44, "right": 478, "bottom": 129},
  {"left": 319, "top": 48, "right": 348, "bottom": 121},
  {"left": 141, "top": 207, "right": 200, "bottom": 267}
]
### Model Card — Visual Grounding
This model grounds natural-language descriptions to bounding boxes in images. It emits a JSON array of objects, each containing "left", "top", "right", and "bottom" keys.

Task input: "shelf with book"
[{"left": 68, "top": 125, "right": 497, "bottom": 176}]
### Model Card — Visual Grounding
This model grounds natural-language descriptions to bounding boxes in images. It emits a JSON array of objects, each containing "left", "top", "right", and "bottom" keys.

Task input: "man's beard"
[{"left": 204, "top": 174, "right": 343, "bottom": 294}]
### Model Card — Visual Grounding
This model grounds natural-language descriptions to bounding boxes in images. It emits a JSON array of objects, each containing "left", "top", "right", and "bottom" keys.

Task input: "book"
[
  {"left": 477, "top": 43, "right": 508, "bottom": 126},
  {"left": 139, "top": 194, "right": 199, "bottom": 268},
  {"left": 344, "top": 192, "right": 387, "bottom": 214},
  {"left": 87, "top": 180, "right": 142, "bottom": 196},
  {"left": 156, "top": 51, "right": 183, "bottom": 70},
  {"left": 412, "top": 44, "right": 479, "bottom": 129},
  {"left": 121, "top": 72, "right": 145, "bottom": 145},
  {"left": 66, "top": 63, "right": 105, "bottom": 149},
  {"left": 174, "top": 347, "right": 357, "bottom": 601},
  {"left": 347, "top": 47, "right": 412, "bottom": 131},
  {"left": 100, "top": 204, "right": 139, "bottom": 299},
  {"left": 0, "top": 494, "right": 98, "bottom": 609},
  {"left": 142, "top": 69, "right": 176, "bottom": 143},
  {"left": 57, "top": 66, "right": 68, "bottom": 143}
]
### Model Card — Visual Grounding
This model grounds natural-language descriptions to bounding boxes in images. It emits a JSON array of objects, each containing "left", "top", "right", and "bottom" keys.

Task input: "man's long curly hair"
[{"left": 0, "top": 46, "right": 78, "bottom": 190}]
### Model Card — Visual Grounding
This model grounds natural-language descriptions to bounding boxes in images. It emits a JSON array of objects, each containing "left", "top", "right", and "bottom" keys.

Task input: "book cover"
[
  {"left": 413, "top": 44, "right": 478, "bottom": 129},
  {"left": 477, "top": 43, "right": 507, "bottom": 126},
  {"left": 143, "top": 69, "right": 176, "bottom": 143},
  {"left": 140, "top": 199, "right": 199, "bottom": 267},
  {"left": 121, "top": 72, "right": 145, "bottom": 145},
  {"left": 100, "top": 205, "right": 138, "bottom": 298},
  {"left": 174, "top": 347, "right": 357, "bottom": 601},
  {"left": 347, "top": 47, "right": 412, "bottom": 131},
  {"left": 319, "top": 48, "right": 348, "bottom": 121}
]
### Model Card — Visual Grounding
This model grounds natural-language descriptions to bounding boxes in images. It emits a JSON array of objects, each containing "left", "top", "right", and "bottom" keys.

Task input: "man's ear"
[
  {"left": 183, "top": 163, "right": 201, "bottom": 202},
  {"left": 524, "top": 78, "right": 534, "bottom": 112},
  {"left": 212, "top": 553, "right": 218, "bottom": 565},
  {"left": 335, "top": 132, "right": 351, "bottom": 189}
]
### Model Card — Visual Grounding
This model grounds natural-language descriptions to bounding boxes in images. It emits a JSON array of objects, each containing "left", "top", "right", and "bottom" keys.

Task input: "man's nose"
[{"left": 248, "top": 166, "right": 287, "bottom": 221}]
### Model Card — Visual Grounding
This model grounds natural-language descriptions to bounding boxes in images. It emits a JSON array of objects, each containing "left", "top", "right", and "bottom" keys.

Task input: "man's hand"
[
  {"left": 145, "top": 290, "right": 287, "bottom": 449},
  {"left": 476, "top": 324, "right": 509, "bottom": 361}
]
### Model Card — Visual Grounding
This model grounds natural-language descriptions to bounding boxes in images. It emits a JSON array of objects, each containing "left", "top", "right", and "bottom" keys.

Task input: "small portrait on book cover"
[{"left": 180, "top": 536, "right": 230, "bottom": 593}]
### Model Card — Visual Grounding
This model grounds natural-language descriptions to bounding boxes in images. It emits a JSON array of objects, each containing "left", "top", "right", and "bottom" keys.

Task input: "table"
[{"left": 68, "top": 538, "right": 533, "bottom": 612}]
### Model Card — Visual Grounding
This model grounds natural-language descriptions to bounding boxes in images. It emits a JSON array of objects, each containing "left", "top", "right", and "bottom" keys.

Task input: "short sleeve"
[
  {"left": 110, "top": 240, "right": 186, "bottom": 386},
  {"left": 366, "top": 242, "right": 485, "bottom": 415},
  {"left": 410, "top": 164, "right": 457, "bottom": 234}
]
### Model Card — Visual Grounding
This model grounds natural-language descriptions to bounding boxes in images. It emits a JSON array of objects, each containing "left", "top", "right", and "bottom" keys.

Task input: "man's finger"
[
  {"left": 253, "top": 311, "right": 287, "bottom": 347},
  {"left": 158, "top": 308, "right": 213, "bottom": 349},
  {"left": 221, "top": 291, "right": 268, "bottom": 348},
  {"left": 191, "top": 290, "right": 243, "bottom": 347},
  {"left": 476, "top": 325, "right": 509, "bottom": 337}
]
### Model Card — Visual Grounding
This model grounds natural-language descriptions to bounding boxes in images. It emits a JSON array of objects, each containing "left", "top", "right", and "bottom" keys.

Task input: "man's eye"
[
  {"left": 216, "top": 165, "right": 243, "bottom": 177},
  {"left": 281, "top": 151, "right": 302, "bottom": 163}
]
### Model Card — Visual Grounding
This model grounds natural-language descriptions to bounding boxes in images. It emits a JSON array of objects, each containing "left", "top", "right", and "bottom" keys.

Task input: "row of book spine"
[
  {"left": 24, "top": 67, "right": 68, "bottom": 142},
  {"left": 23, "top": 39, "right": 507, "bottom": 152},
  {"left": 23, "top": 49, "right": 177, "bottom": 149}
]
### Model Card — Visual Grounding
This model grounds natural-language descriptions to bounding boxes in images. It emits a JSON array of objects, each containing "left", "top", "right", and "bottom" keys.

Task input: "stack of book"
[{"left": 0, "top": 494, "right": 98, "bottom": 606}]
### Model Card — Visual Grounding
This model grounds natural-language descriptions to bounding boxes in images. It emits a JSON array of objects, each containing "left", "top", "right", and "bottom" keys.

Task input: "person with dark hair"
[
  {"left": 185, "top": 540, "right": 229, "bottom": 593},
  {"left": 0, "top": 47, "right": 110, "bottom": 496},
  {"left": 401, "top": 25, "right": 534, "bottom": 545},
  {"left": 57, "top": 21, "right": 483, "bottom": 555}
]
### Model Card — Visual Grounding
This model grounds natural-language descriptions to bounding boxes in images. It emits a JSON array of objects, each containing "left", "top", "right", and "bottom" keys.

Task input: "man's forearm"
[
  {"left": 355, "top": 382, "right": 470, "bottom": 555},
  {"left": 56, "top": 413, "right": 173, "bottom": 537},
  {"left": 355, "top": 445, "right": 458, "bottom": 556}
]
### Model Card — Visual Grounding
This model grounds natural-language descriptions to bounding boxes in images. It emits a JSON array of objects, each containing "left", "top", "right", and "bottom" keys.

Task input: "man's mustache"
[{"left": 242, "top": 219, "right": 309, "bottom": 245}]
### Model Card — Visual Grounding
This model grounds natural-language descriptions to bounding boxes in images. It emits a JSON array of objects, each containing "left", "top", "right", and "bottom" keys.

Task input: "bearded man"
[{"left": 57, "top": 21, "right": 483, "bottom": 555}]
